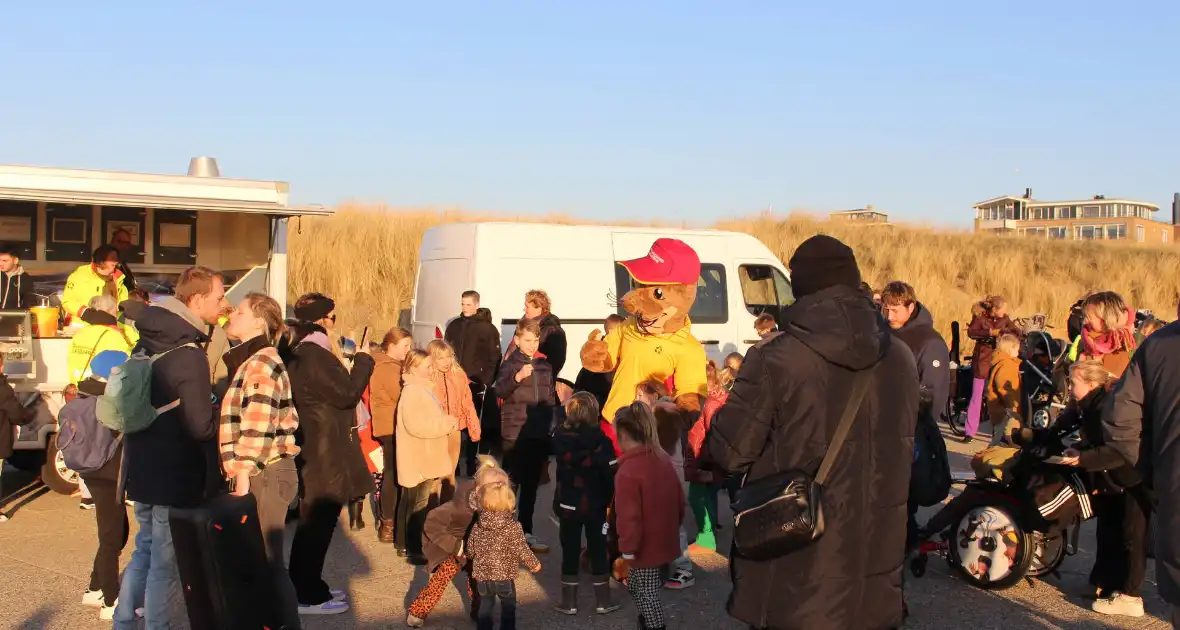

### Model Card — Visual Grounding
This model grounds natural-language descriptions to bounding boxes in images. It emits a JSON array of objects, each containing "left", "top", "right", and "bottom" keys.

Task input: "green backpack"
[{"left": 96, "top": 344, "right": 196, "bottom": 434}]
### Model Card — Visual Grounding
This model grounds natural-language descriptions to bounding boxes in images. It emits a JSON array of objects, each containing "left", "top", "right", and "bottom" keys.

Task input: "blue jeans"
[
  {"left": 476, "top": 580, "right": 517, "bottom": 630},
  {"left": 114, "top": 503, "right": 181, "bottom": 629}
]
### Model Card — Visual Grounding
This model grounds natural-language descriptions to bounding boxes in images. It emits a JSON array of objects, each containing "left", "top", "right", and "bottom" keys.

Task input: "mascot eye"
[{"left": 653, "top": 288, "right": 664, "bottom": 300}]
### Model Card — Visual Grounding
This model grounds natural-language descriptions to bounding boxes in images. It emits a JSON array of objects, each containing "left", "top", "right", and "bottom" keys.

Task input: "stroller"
[
  {"left": 945, "top": 321, "right": 974, "bottom": 437},
  {"left": 1017, "top": 317, "right": 1070, "bottom": 430},
  {"left": 911, "top": 421, "right": 1090, "bottom": 590}
]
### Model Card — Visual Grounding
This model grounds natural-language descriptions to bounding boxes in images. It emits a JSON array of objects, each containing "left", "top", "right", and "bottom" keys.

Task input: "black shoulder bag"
[{"left": 731, "top": 370, "right": 872, "bottom": 561}]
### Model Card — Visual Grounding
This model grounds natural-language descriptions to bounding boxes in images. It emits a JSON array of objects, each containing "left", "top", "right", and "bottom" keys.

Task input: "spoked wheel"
[
  {"left": 946, "top": 405, "right": 968, "bottom": 436},
  {"left": 1027, "top": 533, "right": 1066, "bottom": 578},
  {"left": 948, "top": 503, "right": 1037, "bottom": 590}
]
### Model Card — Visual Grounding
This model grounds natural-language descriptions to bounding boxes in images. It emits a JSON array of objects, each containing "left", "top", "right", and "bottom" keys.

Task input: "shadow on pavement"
[{"left": 16, "top": 605, "right": 58, "bottom": 630}]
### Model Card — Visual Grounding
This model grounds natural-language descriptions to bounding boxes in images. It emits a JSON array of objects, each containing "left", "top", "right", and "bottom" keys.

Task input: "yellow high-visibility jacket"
[
  {"left": 61, "top": 264, "right": 129, "bottom": 319},
  {"left": 67, "top": 324, "right": 132, "bottom": 384}
]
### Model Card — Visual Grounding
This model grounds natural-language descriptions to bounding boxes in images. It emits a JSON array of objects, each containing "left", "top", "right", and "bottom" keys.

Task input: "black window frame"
[
  {"left": 0, "top": 200, "right": 38, "bottom": 261},
  {"left": 737, "top": 264, "right": 795, "bottom": 317},
  {"left": 613, "top": 262, "right": 729, "bottom": 324}
]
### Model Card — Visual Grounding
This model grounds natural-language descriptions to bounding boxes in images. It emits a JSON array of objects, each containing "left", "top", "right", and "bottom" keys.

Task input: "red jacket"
[
  {"left": 614, "top": 445, "right": 685, "bottom": 568},
  {"left": 685, "top": 390, "right": 727, "bottom": 483}
]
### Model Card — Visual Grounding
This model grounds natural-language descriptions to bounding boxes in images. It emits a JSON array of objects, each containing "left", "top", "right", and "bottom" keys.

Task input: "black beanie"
[
  {"left": 294, "top": 294, "right": 335, "bottom": 322},
  {"left": 788, "top": 235, "right": 862, "bottom": 298}
]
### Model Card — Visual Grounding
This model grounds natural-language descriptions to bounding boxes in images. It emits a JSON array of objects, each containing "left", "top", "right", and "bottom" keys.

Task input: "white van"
[{"left": 410, "top": 222, "right": 794, "bottom": 382}]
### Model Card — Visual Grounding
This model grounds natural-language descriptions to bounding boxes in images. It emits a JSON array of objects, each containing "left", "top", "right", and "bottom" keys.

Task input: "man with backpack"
[
  {"left": 59, "top": 350, "right": 131, "bottom": 621},
  {"left": 879, "top": 281, "right": 952, "bottom": 616},
  {"left": 112, "top": 267, "right": 226, "bottom": 630}
]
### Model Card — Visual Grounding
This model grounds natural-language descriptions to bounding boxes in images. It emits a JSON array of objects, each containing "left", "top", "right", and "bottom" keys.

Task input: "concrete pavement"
[{"left": 0, "top": 431, "right": 1172, "bottom": 629}]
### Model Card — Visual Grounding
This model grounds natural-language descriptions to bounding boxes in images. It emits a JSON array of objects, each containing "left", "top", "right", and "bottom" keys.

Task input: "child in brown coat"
[
  {"left": 405, "top": 458, "right": 508, "bottom": 627},
  {"left": 467, "top": 481, "right": 542, "bottom": 630}
]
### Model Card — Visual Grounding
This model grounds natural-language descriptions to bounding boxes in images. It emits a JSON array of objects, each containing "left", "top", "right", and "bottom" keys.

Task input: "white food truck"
[{"left": 0, "top": 157, "right": 329, "bottom": 493}]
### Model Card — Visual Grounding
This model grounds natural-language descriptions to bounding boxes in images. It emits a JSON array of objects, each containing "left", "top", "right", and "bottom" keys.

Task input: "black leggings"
[
  {"left": 558, "top": 511, "right": 608, "bottom": 577},
  {"left": 502, "top": 438, "right": 548, "bottom": 535},
  {"left": 377, "top": 434, "right": 400, "bottom": 521},
  {"left": 1091, "top": 486, "right": 1151, "bottom": 597},
  {"left": 288, "top": 498, "right": 343, "bottom": 606},
  {"left": 84, "top": 477, "right": 129, "bottom": 607}
]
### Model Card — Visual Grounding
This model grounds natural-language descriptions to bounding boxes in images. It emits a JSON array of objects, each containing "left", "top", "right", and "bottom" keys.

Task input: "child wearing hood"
[
  {"left": 466, "top": 479, "right": 542, "bottom": 630},
  {"left": 67, "top": 350, "right": 131, "bottom": 621},
  {"left": 552, "top": 392, "right": 619, "bottom": 616},
  {"left": 406, "top": 457, "right": 508, "bottom": 627}
]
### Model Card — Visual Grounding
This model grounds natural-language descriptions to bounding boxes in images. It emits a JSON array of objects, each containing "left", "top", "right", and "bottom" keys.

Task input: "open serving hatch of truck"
[{"left": 0, "top": 157, "right": 330, "bottom": 493}]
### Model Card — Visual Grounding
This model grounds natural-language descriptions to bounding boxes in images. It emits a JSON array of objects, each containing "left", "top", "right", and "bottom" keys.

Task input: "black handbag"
[{"left": 730, "top": 371, "right": 872, "bottom": 561}]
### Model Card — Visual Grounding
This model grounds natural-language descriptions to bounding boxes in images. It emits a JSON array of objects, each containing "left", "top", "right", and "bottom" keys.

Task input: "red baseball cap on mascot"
[{"left": 618, "top": 238, "right": 701, "bottom": 285}]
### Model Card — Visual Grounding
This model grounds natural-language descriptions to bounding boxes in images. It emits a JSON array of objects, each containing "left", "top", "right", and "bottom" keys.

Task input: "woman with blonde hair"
[
  {"left": 964, "top": 295, "right": 1019, "bottom": 443},
  {"left": 396, "top": 349, "right": 459, "bottom": 565},
  {"left": 426, "top": 339, "right": 480, "bottom": 491},
  {"left": 1058, "top": 359, "right": 1149, "bottom": 617},
  {"left": 219, "top": 293, "right": 301, "bottom": 627},
  {"left": 1077, "top": 291, "right": 1136, "bottom": 378}
]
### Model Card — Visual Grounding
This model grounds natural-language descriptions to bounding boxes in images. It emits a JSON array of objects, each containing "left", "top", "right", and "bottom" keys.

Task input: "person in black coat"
[
  {"left": 0, "top": 364, "right": 36, "bottom": 520},
  {"left": 444, "top": 294, "right": 501, "bottom": 390},
  {"left": 1093, "top": 318, "right": 1180, "bottom": 619},
  {"left": 0, "top": 245, "right": 37, "bottom": 310},
  {"left": 444, "top": 291, "right": 502, "bottom": 474},
  {"left": 282, "top": 294, "right": 375, "bottom": 614},
  {"left": 705, "top": 236, "right": 919, "bottom": 630},
  {"left": 880, "top": 282, "right": 951, "bottom": 573},
  {"left": 574, "top": 314, "right": 624, "bottom": 410},
  {"left": 495, "top": 317, "right": 557, "bottom": 553}
]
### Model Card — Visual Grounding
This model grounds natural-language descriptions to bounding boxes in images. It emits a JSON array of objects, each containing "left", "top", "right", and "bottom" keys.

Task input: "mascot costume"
[{"left": 580, "top": 237, "right": 708, "bottom": 451}]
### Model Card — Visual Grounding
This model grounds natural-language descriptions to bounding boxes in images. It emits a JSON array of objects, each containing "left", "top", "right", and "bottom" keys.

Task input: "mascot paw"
[{"left": 580, "top": 329, "right": 613, "bottom": 373}]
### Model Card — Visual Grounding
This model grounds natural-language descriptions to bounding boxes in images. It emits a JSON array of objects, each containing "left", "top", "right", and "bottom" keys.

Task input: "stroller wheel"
[
  {"left": 909, "top": 554, "right": 929, "bottom": 578},
  {"left": 1030, "top": 407, "right": 1052, "bottom": 430},
  {"left": 948, "top": 502, "right": 1036, "bottom": 590},
  {"left": 1027, "top": 533, "right": 1066, "bottom": 578}
]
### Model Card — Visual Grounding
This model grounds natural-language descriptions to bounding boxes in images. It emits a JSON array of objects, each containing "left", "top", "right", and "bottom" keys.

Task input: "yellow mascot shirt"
[{"left": 600, "top": 317, "right": 708, "bottom": 423}]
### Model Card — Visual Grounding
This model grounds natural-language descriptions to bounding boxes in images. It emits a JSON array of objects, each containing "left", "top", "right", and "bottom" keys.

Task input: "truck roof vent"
[{"left": 187, "top": 156, "right": 221, "bottom": 177}]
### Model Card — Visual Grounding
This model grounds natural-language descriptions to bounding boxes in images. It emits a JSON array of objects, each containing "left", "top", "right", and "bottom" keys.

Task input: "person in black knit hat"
[
  {"left": 787, "top": 234, "right": 863, "bottom": 297},
  {"left": 706, "top": 234, "right": 919, "bottom": 630}
]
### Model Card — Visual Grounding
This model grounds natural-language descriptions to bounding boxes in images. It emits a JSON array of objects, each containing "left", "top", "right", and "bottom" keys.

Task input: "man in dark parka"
[
  {"left": 705, "top": 235, "right": 919, "bottom": 630},
  {"left": 1103, "top": 320, "right": 1180, "bottom": 625}
]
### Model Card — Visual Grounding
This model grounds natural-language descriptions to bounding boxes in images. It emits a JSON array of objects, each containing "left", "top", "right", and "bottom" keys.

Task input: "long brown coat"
[{"left": 369, "top": 352, "right": 403, "bottom": 437}]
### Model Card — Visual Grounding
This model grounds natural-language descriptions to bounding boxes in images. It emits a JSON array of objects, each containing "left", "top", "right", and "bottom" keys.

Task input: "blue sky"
[{"left": 2, "top": 2, "right": 1177, "bottom": 225}]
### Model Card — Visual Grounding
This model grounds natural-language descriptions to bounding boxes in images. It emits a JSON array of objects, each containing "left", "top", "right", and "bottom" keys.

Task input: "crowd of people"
[{"left": 4, "top": 232, "right": 1180, "bottom": 629}]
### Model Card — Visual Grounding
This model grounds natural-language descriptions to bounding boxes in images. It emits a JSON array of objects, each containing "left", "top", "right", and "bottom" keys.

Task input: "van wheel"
[{"left": 41, "top": 436, "right": 81, "bottom": 495}]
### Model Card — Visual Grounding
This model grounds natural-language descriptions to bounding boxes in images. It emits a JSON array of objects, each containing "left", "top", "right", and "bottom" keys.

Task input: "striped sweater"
[{"left": 219, "top": 346, "right": 300, "bottom": 477}]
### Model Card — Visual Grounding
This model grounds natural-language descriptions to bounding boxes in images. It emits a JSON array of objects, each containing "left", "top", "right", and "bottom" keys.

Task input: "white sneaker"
[
  {"left": 406, "top": 613, "right": 425, "bottom": 627},
  {"left": 330, "top": 588, "right": 348, "bottom": 602},
  {"left": 299, "top": 599, "right": 350, "bottom": 615},
  {"left": 1092, "top": 593, "right": 1145, "bottom": 618},
  {"left": 99, "top": 600, "right": 118, "bottom": 621},
  {"left": 81, "top": 590, "right": 104, "bottom": 607},
  {"left": 525, "top": 533, "right": 550, "bottom": 553}
]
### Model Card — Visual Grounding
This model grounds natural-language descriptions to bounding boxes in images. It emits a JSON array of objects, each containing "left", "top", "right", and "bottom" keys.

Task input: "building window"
[
  {"left": 1049, "top": 227, "right": 1068, "bottom": 240},
  {"left": 1137, "top": 225, "right": 1145, "bottom": 242},
  {"left": 1082, "top": 205, "right": 1100, "bottom": 218},
  {"left": 1024, "top": 227, "right": 1046, "bottom": 238},
  {"left": 1105, "top": 224, "right": 1126, "bottom": 240}
]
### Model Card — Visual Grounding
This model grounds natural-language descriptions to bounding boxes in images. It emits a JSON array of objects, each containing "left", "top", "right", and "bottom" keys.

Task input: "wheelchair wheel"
[
  {"left": 1027, "top": 533, "right": 1066, "bottom": 578},
  {"left": 948, "top": 502, "right": 1037, "bottom": 590},
  {"left": 946, "top": 405, "right": 968, "bottom": 436}
]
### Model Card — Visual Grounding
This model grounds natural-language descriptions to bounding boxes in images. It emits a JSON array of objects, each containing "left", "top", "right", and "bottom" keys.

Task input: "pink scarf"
[{"left": 1081, "top": 308, "right": 1136, "bottom": 357}]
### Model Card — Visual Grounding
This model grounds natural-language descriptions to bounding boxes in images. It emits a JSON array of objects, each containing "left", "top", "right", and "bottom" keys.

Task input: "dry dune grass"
[{"left": 290, "top": 205, "right": 1180, "bottom": 345}]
